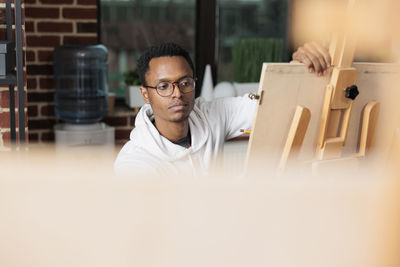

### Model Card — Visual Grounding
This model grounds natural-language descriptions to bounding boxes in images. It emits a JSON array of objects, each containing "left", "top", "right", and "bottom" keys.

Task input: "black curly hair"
[{"left": 137, "top": 42, "right": 195, "bottom": 86}]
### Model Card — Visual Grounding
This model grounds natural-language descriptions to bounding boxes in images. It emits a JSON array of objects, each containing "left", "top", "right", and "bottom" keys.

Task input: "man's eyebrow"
[{"left": 155, "top": 74, "right": 192, "bottom": 84}]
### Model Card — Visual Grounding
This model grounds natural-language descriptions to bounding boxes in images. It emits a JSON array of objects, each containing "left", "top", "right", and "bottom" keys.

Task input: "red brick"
[
  {"left": 41, "top": 131, "right": 54, "bottom": 142},
  {"left": 62, "top": 8, "right": 97, "bottom": 19},
  {"left": 28, "top": 118, "right": 56, "bottom": 130},
  {"left": 115, "top": 129, "right": 131, "bottom": 140},
  {"left": 39, "top": 77, "right": 53, "bottom": 89},
  {"left": 77, "top": 22, "right": 97, "bottom": 33},
  {"left": 26, "top": 50, "right": 35, "bottom": 62},
  {"left": 28, "top": 132, "right": 39, "bottom": 142},
  {"left": 27, "top": 64, "right": 53, "bottom": 75},
  {"left": 40, "top": 104, "right": 54, "bottom": 116},
  {"left": 77, "top": 0, "right": 97, "bottom": 5},
  {"left": 25, "top": 21, "right": 34, "bottom": 32},
  {"left": 28, "top": 105, "right": 38, "bottom": 117},
  {"left": 26, "top": 36, "right": 60, "bottom": 47},
  {"left": 27, "top": 91, "right": 54, "bottom": 102},
  {"left": 102, "top": 116, "right": 128, "bottom": 127},
  {"left": 25, "top": 7, "right": 59, "bottom": 19},
  {"left": 40, "top": 0, "right": 73, "bottom": 4},
  {"left": 0, "top": 90, "right": 9, "bottom": 108},
  {"left": 0, "top": 112, "right": 11, "bottom": 128},
  {"left": 63, "top": 36, "right": 97, "bottom": 45},
  {"left": 27, "top": 78, "right": 37, "bottom": 89},
  {"left": 0, "top": 90, "right": 18, "bottom": 108},
  {"left": 38, "top": 50, "right": 53, "bottom": 62},
  {"left": 2, "top": 131, "right": 11, "bottom": 147},
  {"left": 0, "top": 109, "right": 26, "bottom": 129},
  {"left": 37, "top": 22, "right": 73, "bottom": 33},
  {"left": 0, "top": 91, "right": 7, "bottom": 109}
]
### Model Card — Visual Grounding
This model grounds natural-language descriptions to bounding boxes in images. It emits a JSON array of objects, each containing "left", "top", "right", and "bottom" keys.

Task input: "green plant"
[
  {"left": 123, "top": 68, "right": 140, "bottom": 86},
  {"left": 232, "top": 38, "right": 283, "bottom": 82}
]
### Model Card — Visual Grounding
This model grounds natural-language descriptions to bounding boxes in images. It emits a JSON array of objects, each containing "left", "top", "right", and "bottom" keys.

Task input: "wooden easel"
[
  {"left": 278, "top": 0, "right": 381, "bottom": 173},
  {"left": 245, "top": 62, "right": 398, "bottom": 175},
  {"left": 245, "top": 0, "right": 390, "bottom": 175}
]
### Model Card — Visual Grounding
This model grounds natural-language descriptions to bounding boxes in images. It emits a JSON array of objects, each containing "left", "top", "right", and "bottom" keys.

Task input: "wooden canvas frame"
[{"left": 245, "top": 63, "right": 400, "bottom": 174}]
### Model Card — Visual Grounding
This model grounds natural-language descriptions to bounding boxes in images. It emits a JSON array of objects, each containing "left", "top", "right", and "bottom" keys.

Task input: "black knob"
[{"left": 345, "top": 85, "right": 359, "bottom": 100}]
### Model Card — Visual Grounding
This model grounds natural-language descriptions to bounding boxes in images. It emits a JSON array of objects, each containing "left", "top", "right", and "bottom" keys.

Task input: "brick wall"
[
  {"left": 24, "top": 0, "right": 135, "bottom": 145},
  {"left": 0, "top": 0, "right": 28, "bottom": 149},
  {"left": 25, "top": 0, "right": 98, "bottom": 143}
]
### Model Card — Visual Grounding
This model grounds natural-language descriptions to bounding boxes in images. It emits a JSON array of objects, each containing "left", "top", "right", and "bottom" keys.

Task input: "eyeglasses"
[{"left": 145, "top": 77, "right": 196, "bottom": 97}]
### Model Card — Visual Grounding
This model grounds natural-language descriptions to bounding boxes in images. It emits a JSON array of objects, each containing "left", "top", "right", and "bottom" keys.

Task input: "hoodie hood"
[{"left": 130, "top": 102, "right": 210, "bottom": 161}]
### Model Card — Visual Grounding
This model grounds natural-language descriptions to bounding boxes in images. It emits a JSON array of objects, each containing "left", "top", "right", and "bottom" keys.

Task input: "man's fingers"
[
  {"left": 293, "top": 50, "right": 314, "bottom": 71},
  {"left": 291, "top": 42, "right": 331, "bottom": 76},
  {"left": 300, "top": 46, "right": 323, "bottom": 74},
  {"left": 310, "top": 41, "right": 331, "bottom": 68},
  {"left": 304, "top": 43, "right": 327, "bottom": 73}
]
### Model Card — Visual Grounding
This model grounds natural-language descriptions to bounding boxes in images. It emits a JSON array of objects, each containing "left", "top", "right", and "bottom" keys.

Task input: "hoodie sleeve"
[
  {"left": 221, "top": 94, "right": 257, "bottom": 140},
  {"left": 199, "top": 94, "right": 257, "bottom": 140}
]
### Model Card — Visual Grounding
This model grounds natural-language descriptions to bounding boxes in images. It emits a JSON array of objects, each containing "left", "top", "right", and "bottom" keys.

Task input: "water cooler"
[{"left": 53, "top": 45, "right": 114, "bottom": 147}]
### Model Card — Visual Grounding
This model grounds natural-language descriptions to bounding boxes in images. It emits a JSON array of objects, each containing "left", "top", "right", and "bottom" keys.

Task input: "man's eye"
[
  {"left": 180, "top": 82, "right": 189, "bottom": 87},
  {"left": 157, "top": 83, "right": 169, "bottom": 90},
  {"left": 180, "top": 80, "right": 192, "bottom": 87}
]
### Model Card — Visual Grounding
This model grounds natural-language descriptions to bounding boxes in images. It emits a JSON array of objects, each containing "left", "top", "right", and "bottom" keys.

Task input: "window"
[
  {"left": 99, "top": 0, "right": 291, "bottom": 99},
  {"left": 218, "top": 0, "right": 290, "bottom": 82},
  {"left": 100, "top": 0, "right": 196, "bottom": 99}
]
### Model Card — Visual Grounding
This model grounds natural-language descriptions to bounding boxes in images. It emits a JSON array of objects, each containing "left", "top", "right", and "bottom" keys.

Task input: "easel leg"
[
  {"left": 278, "top": 105, "right": 311, "bottom": 173},
  {"left": 358, "top": 101, "right": 380, "bottom": 156}
]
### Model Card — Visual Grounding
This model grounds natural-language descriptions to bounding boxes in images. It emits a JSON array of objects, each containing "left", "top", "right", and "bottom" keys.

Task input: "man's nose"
[{"left": 171, "top": 83, "right": 182, "bottom": 98}]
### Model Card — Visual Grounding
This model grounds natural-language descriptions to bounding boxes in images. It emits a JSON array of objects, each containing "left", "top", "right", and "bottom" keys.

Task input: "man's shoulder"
[
  {"left": 194, "top": 96, "right": 231, "bottom": 112},
  {"left": 194, "top": 94, "right": 254, "bottom": 115},
  {"left": 195, "top": 94, "right": 252, "bottom": 106}
]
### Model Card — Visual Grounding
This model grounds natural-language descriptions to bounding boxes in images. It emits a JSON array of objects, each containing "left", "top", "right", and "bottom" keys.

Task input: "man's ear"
[{"left": 140, "top": 87, "right": 150, "bottom": 104}]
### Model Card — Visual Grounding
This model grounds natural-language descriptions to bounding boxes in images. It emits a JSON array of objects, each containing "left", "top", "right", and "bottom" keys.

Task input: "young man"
[{"left": 114, "top": 42, "right": 330, "bottom": 176}]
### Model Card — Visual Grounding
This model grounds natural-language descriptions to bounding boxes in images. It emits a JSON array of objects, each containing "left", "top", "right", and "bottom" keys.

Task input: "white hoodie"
[{"left": 114, "top": 95, "right": 256, "bottom": 177}]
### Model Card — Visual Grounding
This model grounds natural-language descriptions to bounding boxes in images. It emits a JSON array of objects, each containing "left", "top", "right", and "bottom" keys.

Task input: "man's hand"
[{"left": 291, "top": 42, "right": 331, "bottom": 76}]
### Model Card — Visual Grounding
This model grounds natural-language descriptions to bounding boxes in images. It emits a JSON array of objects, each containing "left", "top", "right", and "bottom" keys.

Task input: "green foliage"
[
  {"left": 232, "top": 38, "right": 283, "bottom": 82},
  {"left": 123, "top": 68, "right": 140, "bottom": 86}
]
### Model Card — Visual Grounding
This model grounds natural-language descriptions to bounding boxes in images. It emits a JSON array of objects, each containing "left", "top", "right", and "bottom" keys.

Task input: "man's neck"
[{"left": 154, "top": 118, "right": 189, "bottom": 143}]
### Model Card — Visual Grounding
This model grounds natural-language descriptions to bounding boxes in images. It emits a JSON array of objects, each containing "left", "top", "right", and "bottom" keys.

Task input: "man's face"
[{"left": 140, "top": 56, "right": 195, "bottom": 124}]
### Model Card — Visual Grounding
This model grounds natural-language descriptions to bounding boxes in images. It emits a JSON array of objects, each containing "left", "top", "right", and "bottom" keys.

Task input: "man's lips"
[{"left": 168, "top": 103, "right": 187, "bottom": 110}]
